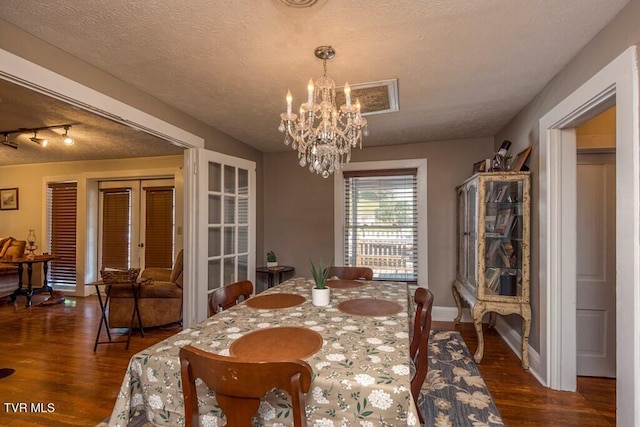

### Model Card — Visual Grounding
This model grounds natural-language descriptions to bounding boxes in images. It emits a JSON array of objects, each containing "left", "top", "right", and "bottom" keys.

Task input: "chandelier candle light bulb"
[{"left": 279, "top": 45, "right": 368, "bottom": 178}]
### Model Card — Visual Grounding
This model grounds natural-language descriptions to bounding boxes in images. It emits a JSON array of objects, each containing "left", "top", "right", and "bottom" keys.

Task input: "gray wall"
[
  {"left": 493, "top": 0, "right": 640, "bottom": 351},
  {"left": 262, "top": 137, "right": 494, "bottom": 304}
]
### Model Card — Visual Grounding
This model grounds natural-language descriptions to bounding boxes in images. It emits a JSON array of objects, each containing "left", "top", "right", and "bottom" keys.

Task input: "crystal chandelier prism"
[{"left": 279, "top": 46, "right": 368, "bottom": 178}]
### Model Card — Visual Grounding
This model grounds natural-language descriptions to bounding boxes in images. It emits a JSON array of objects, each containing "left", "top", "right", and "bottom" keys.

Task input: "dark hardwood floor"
[
  {"left": 433, "top": 321, "right": 616, "bottom": 426},
  {"left": 0, "top": 295, "right": 615, "bottom": 426}
]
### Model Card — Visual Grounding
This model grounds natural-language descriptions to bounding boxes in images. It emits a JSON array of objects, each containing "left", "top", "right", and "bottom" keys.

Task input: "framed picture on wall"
[{"left": 0, "top": 188, "right": 19, "bottom": 210}]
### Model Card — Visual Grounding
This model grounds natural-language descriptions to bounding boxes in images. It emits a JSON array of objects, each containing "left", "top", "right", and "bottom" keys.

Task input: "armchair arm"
[{"left": 141, "top": 267, "right": 172, "bottom": 282}]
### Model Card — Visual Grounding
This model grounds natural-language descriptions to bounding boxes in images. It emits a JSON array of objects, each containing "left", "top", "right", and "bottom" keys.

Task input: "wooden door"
[{"left": 576, "top": 153, "right": 616, "bottom": 377}]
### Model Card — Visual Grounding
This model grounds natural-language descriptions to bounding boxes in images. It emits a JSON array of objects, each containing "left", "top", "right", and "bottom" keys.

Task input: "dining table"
[{"left": 108, "top": 277, "right": 420, "bottom": 426}]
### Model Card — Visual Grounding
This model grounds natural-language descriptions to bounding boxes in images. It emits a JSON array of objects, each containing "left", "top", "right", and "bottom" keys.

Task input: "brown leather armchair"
[{"left": 108, "top": 250, "right": 183, "bottom": 328}]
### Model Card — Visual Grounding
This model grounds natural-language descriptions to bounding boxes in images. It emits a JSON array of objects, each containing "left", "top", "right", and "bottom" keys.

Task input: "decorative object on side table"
[
  {"left": 310, "top": 258, "right": 332, "bottom": 306},
  {"left": 26, "top": 229, "right": 37, "bottom": 259},
  {"left": 266, "top": 250, "right": 278, "bottom": 268}
]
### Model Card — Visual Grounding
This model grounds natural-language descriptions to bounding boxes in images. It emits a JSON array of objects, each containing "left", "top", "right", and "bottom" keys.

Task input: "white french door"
[
  {"left": 196, "top": 149, "right": 256, "bottom": 321},
  {"left": 99, "top": 178, "right": 175, "bottom": 270}
]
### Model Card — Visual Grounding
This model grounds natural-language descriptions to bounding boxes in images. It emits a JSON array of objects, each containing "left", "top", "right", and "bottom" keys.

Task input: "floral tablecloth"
[{"left": 108, "top": 277, "right": 420, "bottom": 426}]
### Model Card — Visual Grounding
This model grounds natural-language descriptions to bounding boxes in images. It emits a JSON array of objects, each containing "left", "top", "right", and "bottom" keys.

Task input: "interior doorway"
[
  {"left": 539, "top": 46, "right": 638, "bottom": 426},
  {"left": 575, "top": 107, "right": 616, "bottom": 378}
]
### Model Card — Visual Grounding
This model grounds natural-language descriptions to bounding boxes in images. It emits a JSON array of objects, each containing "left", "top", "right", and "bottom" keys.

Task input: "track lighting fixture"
[
  {"left": 30, "top": 131, "right": 48, "bottom": 147},
  {"left": 0, "top": 123, "right": 76, "bottom": 150},
  {"left": 2, "top": 133, "right": 18, "bottom": 149},
  {"left": 62, "top": 125, "right": 74, "bottom": 146}
]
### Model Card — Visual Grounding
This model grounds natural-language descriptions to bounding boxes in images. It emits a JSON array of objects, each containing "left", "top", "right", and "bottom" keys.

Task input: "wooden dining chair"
[
  {"left": 328, "top": 266, "right": 373, "bottom": 280},
  {"left": 410, "top": 287, "right": 434, "bottom": 424},
  {"left": 208, "top": 280, "right": 253, "bottom": 316},
  {"left": 179, "top": 345, "right": 313, "bottom": 427}
]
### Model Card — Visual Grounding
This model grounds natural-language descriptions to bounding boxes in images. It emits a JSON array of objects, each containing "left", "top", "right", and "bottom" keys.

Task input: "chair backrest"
[
  {"left": 410, "top": 287, "right": 434, "bottom": 424},
  {"left": 179, "top": 345, "right": 312, "bottom": 427},
  {"left": 328, "top": 266, "right": 373, "bottom": 280},
  {"left": 208, "top": 280, "right": 254, "bottom": 315}
]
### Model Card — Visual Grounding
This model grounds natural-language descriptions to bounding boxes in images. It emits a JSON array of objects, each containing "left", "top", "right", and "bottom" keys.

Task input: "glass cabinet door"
[
  {"left": 456, "top": 187, "right": 466, "bottom": 281},
  {"left": 483, "top": 178, "right": 524, "bottom": 297},
  {"left": 465, "top": 182, "right": 477, "bottom": 289}
]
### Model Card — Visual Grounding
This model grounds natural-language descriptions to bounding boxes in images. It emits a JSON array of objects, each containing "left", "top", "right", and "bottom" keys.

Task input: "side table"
[
  {"left": 6, "top": 254, "right": 58, "bottom": 307},
  {"left": 87, "top": 279, "right": 148, "bottom": 352},
  {"left": 256, "top": 265, "right": 295, "bottom": 288}
]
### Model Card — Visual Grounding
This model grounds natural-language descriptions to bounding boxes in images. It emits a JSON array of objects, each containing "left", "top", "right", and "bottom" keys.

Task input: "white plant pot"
[
  {"left": 267, "top": 261, "right": 278, "bottom": 268},
  {"left": 312, "top": 287, "right": 331, "bottom": 307}
]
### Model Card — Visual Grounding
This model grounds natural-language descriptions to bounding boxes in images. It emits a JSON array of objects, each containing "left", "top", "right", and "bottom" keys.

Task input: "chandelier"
[{"left": 279, "top": 46, "right": 368, "bottom": 178}]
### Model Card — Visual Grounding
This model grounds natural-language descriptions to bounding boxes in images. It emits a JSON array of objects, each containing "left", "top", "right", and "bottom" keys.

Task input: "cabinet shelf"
[{"left": 452, "top": 171, "right": 531, "bottom": 369}]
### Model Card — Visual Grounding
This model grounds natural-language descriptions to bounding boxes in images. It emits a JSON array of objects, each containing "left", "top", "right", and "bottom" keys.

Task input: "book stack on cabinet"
[{"left": 452, "top": 172, "right": 531, "bottom": 369}]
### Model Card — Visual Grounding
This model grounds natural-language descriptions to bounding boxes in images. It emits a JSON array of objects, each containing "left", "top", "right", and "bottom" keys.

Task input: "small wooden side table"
[
  {"left": 256, "top": 265, "right": 295, "bottom": 288},
  {"left": 87, "top": 279, "right": 149, "bottom": 352},
  {"left": 5, "top": 254, "right": 58, "bottom": 307}
]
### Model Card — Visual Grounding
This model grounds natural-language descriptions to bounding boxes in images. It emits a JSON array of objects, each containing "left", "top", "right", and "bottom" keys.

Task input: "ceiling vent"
[{"left": 335, "top": 79, "right": 399, "bottom": 116}]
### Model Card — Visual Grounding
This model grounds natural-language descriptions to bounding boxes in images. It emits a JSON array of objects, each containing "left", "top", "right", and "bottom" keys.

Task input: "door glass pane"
[
  {"left": 208, "top": 259, "right": 221, "bottom": 291},
  {"left": 238, "top": 198, "right": 248, "bottom": 224},
  {"left": 208, "top": 227, "right": 221, "bottom": 257},
  {"left": 224, "top": 196, "right": 236, "bottom": 224},
  {"left": 238, "top": 169, "right": 248, "bottom": 196},
  {"left": 238, "top": 226, "right": 248, "bottom": 253},
  {"left": 209, "top": 162, "right": 221, "bottom": 192},
  {"left": 224, "top": 227, "right": 235, "bottom": 255},
  {"left": 224, "top": 257, "right": 236, "bottom": 285},
  {"left": 224, "top": 165, "right": 236, "bottom": 194},
  {"left": 209, "top": 195, "right": 221, "bottom": 224},
  {"left": 238, "top": 255, "right": 248, "bottom": 281}
]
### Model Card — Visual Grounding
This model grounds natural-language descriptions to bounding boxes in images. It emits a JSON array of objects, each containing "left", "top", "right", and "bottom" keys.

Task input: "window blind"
[
  {"left": 47, "top": 182, "right": 77, "bottom": 286},
  {"left": 101, "top": 188, "right": 131, "bottom": 269},
  {"left": 343, "top": 169, "right": 418, "bottom": 281},
  {"left": 144, "top": 186, "right": 174, "bottom": 268}
]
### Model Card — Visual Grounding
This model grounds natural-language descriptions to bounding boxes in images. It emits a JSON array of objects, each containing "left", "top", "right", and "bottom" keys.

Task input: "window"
[
  {"left": 335, "top": 159, "right": 427, "bottom": 284},
  {"left": 47, "top": 182, "right": 77, "bottom": 288}
]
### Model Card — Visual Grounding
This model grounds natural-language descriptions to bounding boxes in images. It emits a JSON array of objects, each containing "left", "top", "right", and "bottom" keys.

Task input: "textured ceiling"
[
  {"left": 0, "top": 79, "right": 184, "bottom": 166},
  {"left": 0, "top": 0, "right": 631, "bottom": 164}
]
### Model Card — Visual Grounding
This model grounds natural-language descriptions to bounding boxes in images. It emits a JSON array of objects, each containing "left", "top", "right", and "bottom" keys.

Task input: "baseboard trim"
[{"left": 493, "top": 316, "right": 545, "bottom": 387}]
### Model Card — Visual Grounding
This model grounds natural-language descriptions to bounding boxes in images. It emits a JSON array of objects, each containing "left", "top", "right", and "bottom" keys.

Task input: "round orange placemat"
[
  {"left": 337, "top": 298, "right": 403, "bottom": 316},
  {"left": 326, "top": 279, "right": 365, "bottom": 289},
  {"left": 229, "top": 327, "right": 323, "bottom": 361},
  {"left": 245, "top": 293, "right": 306, "bottom": 309}
]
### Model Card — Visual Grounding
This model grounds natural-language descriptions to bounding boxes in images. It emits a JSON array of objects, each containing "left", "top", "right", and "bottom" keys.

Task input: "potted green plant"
[
  {"left": 266, "top": 251, "right": 278, "bottom": 268},
  {"left": 310, "top": 258, "right": 332, "bottom": 306}
]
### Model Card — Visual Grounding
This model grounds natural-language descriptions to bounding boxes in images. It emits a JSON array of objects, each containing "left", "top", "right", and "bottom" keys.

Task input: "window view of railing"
[{"left": 343, "top": 170, "right": 418, "bottom": 282}]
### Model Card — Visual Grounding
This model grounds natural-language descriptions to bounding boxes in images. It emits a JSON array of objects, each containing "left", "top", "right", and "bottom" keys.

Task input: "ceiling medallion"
[
  {"left": 276, "top": 0, "right": 320, "bottom": 8},
  {"left": 279, "top": 46, "right": 368, "bottom": 178}
]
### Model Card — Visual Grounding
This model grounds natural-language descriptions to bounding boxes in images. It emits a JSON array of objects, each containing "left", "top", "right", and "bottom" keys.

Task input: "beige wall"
[
  {"left": 494, "top": 0, "right": 640, "bottom": 351},
  {"left": 0, "top": 18, "right": 266, "bottom": 271},
  {"left": 263, "top": 137, "right": 494, "bottom": 302}
]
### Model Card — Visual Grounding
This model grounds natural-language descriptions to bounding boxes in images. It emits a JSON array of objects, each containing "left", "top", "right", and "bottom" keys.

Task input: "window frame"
[{"left": 334, "top": 159, "right": 428, "bottom": 286}]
